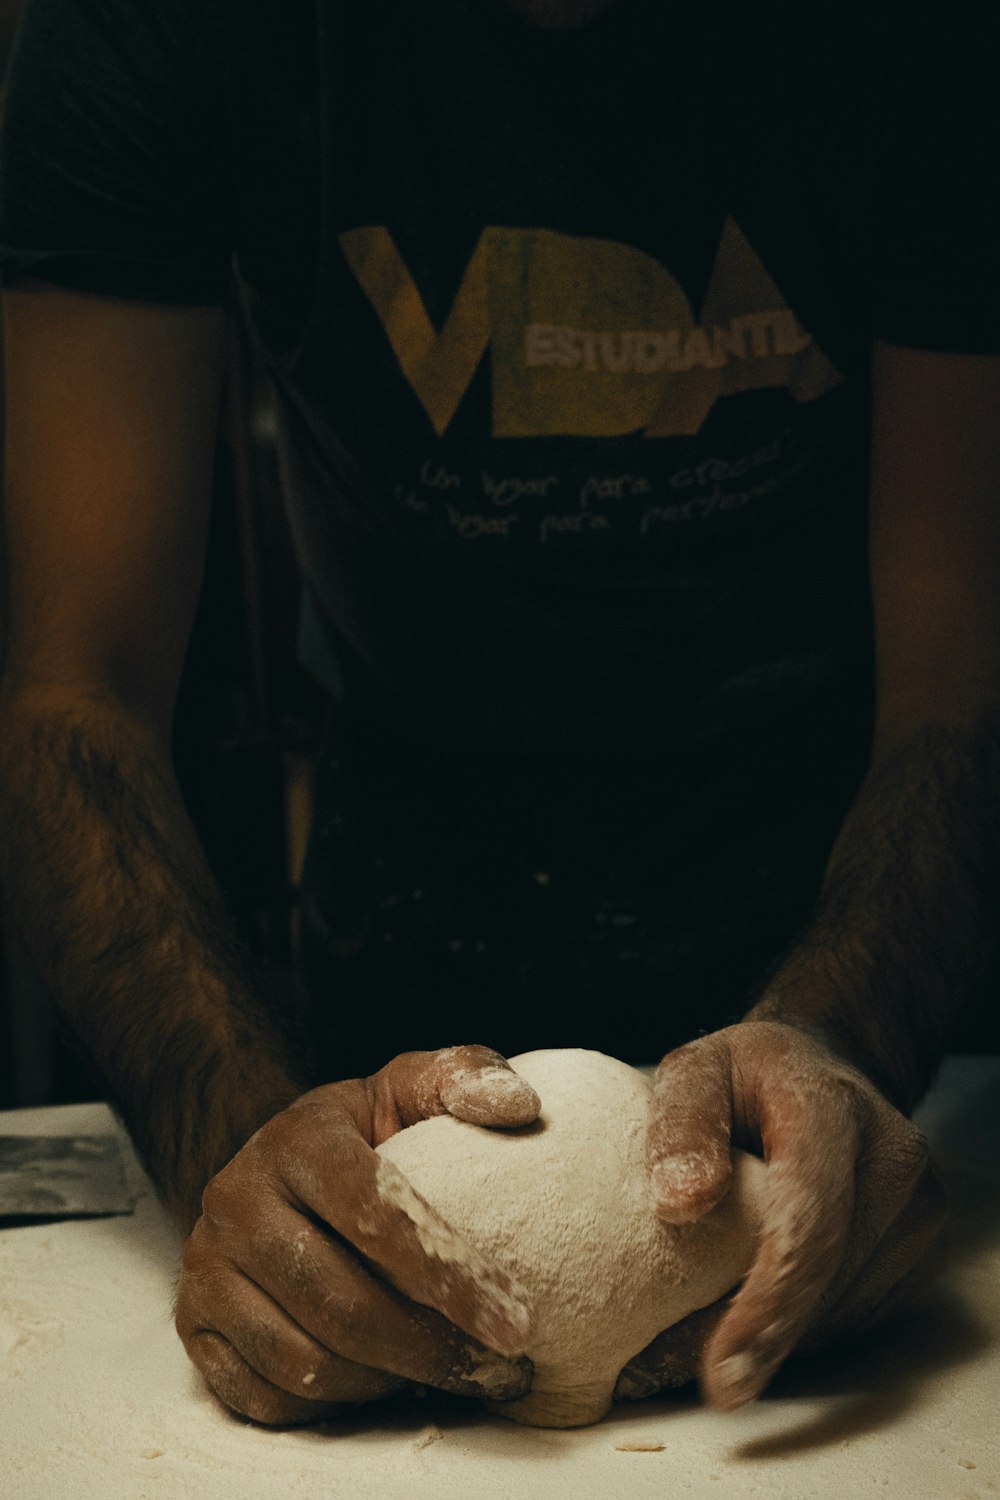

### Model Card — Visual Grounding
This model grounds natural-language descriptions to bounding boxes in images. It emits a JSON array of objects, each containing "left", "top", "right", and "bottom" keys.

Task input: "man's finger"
[
  {"left": 811, "top": 1109, "right": 931, "bottom": 1310},
  {"left": 647, "top": 1035, "right": 734, "bottom": 1223},
  {"left": 196, "top": 1189, "right": 533, "bottom": 1395},
  {"left": 701, "top": 1082, "right": 861, "bottom": 1409},
  {"left": 242, "top": 1114, "right": 533, "bottom": 1359},
  {"left": 183, "top": 1329, "right": 359, "bottom": 1427},
  {"left": 803, "top": 1161, "right": 948, "bottom": 1348},
  {"left": 368, "top": 1047, "right": 542, "bottom": 1136},
  {"left": 427, "top": 1045, "right": 543, "bottom": 1128},
  {"left": 176, "top": 1253, "right": 411, "bottom": 1405}
]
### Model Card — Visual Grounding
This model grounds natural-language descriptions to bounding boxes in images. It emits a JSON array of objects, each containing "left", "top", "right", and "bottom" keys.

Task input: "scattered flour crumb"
[
  {"left": 615, "top": 1441, "right": 665, "bottom": 1453},
  {"left": 413, "top": 1426, "right": 444, "bottom": 1452},
  {"left": 140, "top": 1447, "right": 165, "bottom": 1460},
  {"left": 958, "top": 1459, "right": 977, "bottom": 1470},
  {"left": 301, "top": 1372, "right": 316, "bottom": 1387}
]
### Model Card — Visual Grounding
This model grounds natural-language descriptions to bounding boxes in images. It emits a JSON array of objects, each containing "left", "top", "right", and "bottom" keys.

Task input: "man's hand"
[
  {"left": 615, "top": 1021, "right": 947, "bottom": 1410},
  {"left": 175, "top": 1045, "right": 541, "bottom": 1425}
]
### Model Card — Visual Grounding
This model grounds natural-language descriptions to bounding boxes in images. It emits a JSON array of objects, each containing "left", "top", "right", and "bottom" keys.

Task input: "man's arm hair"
[
  {"left": 749, "top": 714, "right": 1000, "bottom": 1110},
  {"left": 0, "top": 691, "right": 309, "bottom": 1223},
  {"left": 747, "top": 343, "right": 1000, "bottom": 1109},
  {"left": 0, "top": 285, "right": 307, "bottom": 1227}
]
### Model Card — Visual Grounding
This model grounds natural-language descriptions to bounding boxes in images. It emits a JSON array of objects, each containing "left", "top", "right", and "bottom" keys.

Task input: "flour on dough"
[{"left": 377, "top": 1048, "right": 767, "bottom": 1427}]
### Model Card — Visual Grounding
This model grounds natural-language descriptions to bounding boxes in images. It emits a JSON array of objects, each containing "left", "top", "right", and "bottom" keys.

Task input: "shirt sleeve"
[{"left": 0, "top": 0, "right": 233, "bottom": 303}]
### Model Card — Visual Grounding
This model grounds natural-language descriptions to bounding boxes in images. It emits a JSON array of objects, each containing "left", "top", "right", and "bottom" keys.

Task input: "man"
[{"left": 0, "top": 0, "right": 995, "bottom": 1425}]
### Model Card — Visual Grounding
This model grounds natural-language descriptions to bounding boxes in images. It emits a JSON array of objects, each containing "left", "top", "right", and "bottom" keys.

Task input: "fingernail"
[
  {"left": 480, "top": 1070, "right": 541, "bottom": 1114},
  {"left": 651, "top": 1154, "right": 724, "bottom": 1220},
  {"left": 652, "top": 1153, "right": 710, "bottom": 1196},
  {"left": 448, "top": 1068, "right": 541, "bottom": 1127}
]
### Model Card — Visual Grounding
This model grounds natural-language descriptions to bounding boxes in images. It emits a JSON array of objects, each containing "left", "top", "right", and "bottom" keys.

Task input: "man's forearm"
[
  {"left": 0, "top": 687, "right": 309, "bottom": 1228},
  {"left": 746, "top": 713, "right": 1000, "bottom": 1110}
]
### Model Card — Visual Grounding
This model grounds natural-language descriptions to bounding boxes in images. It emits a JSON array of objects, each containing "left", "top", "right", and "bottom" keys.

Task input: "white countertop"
[{"left": 1, "top": 1056, "right": 998, "bottom": 1500}]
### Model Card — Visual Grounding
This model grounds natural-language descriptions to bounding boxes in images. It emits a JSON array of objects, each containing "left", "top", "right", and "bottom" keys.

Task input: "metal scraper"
[{"left": 0, "top": 1134, "right": 135, "bottom": 1224}]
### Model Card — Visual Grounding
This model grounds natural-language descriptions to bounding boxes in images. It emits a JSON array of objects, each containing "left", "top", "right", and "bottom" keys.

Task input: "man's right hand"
[{"left": 175, "top": 1045, "right": 541, "bottom": 1425}]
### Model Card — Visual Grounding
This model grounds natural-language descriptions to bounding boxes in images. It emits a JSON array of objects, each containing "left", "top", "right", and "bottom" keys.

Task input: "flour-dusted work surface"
[{"left": 1, "top": 1059, "right": 998, "bottom": 1500}]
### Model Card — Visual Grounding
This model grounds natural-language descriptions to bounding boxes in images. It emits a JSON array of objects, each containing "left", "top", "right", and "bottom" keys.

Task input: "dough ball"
[{"left": 377, "top": 1048, "right": 767, "bottom": 1427}]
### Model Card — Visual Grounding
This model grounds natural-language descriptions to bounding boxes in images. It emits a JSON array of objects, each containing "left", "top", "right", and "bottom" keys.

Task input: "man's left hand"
[{"left": 615, "top": 1020, "right": 947, "bottom": 1409}]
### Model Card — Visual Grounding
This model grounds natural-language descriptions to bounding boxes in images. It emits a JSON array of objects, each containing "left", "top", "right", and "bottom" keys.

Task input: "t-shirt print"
[
  {"left": 333, "top": 216, "right": 844, "bottom": 550},
  {"left": 339, "top": 216, "right": 844, "bottom": 441}
]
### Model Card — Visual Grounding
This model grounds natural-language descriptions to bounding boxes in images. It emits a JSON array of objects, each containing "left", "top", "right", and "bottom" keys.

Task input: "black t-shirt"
[{"left": 2, "top": 0, "right": 999, "bottom": 850}]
